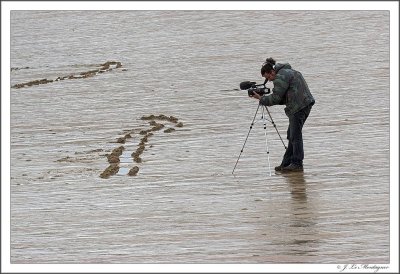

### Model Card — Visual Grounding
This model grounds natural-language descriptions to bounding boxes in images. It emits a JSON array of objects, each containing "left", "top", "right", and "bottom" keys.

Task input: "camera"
[{"left": 240, "top": 81, "right": 270, "bottom": 97}]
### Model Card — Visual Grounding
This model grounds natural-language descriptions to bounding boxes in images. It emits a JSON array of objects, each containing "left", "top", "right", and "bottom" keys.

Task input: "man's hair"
[{"left": 261, "top": 57, "right": 276, "bottom": 76}]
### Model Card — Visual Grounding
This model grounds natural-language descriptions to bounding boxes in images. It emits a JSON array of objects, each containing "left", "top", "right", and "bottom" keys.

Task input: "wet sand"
[{"left": 9, "top": 10, "right": 391, "bottom": 266}]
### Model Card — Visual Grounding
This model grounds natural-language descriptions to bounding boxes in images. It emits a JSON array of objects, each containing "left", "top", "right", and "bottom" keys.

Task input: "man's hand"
[{"left": 251, "top": 91, "right": 262, "bottom": 100}]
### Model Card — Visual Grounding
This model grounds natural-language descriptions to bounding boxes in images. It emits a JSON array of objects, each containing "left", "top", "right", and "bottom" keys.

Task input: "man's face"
[{"left": 263, "top": 70, "right": 276, "bottom": 81}]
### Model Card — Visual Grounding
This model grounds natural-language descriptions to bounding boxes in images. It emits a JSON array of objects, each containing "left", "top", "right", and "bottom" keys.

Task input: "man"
[{"left": 251, "top": 58, "right": 315, "bottom": 172}]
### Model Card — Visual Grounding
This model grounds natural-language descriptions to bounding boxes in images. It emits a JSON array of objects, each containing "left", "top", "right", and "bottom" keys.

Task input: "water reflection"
[
  {"left": 282, "top": 172, "right": 319, "bottom": 260},
  {"left": 284, "top": 172, "right": 308, "bottom": 203}
]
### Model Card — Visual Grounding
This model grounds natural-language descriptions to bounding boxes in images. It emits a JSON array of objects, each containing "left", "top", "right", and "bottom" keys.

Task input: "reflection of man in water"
[
  {"left": 283, "top": 172, "right": 319, "bottom": 258},
  {"left": 286, "top": 173, "right": 308, "bottom": 202}
]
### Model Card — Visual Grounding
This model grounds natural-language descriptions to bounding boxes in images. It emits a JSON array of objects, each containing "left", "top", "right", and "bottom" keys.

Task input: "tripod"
[{"left": 232, "top": 103, "right": 287, "bottom": 176}]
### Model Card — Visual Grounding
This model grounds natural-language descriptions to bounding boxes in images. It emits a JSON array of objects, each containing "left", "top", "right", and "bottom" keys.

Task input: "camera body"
[{"left": 240, "top": 81, "right": 270, "bottom": 97}]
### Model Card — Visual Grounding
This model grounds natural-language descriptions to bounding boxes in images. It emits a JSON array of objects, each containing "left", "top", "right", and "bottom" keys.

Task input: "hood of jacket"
[{"left": 274, "top": 63, "right": 292, "bottom": 73}]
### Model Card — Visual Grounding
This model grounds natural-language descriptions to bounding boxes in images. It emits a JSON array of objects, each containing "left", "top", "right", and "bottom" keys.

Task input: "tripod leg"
[
  {"left": 232, "top": 104, "right": 261, "bottom": 174},
  {"left": 263, "top": 105, "right": 287, "bottom": 150},
  {"left": 262, "top": 107, "right": 272, "bottom": 177}
]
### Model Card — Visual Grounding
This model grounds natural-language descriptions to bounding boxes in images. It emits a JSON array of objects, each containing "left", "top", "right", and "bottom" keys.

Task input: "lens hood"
[{"left": 240, "top": 81, "right": 255, "bottom": 90}]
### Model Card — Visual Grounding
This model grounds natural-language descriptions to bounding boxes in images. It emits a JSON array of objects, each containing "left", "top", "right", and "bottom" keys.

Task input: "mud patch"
[
  {"left": 116, "top": 133, "right": 132, "bottom": 144},
  {"left": 128, "top": 166, "right": 139, "bottom": 176},
  {"left": 100, "top": 164, "right": 120, "bottom": 179},
  {"left": 98, "top": 114, "right": 184, "bottom": 179},
  {"left": 164, "top": 128, "right": 176, "bottom": 133},
  {"left": 55, "top": 114, "right": 184, "bottom": 179},
  {"left": 57, "top": 148, "right": 105, "bottom": 163},
  {"left": 12, "top": 61, "right": 124, "bottom": 89},
  {"left": 11, "top": 66, "right": 31, "bottom": 71},
  {"left": 140, "top": 114, "right": 179, "bottom": 124}
]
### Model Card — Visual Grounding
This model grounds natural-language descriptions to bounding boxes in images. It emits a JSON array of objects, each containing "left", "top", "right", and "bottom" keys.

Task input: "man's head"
[
  {"left": 261, "top": 57, "right": 277, "bottom": 82},
  {"left": 261, "top": 64, "right": 276, "bottom": 82}
]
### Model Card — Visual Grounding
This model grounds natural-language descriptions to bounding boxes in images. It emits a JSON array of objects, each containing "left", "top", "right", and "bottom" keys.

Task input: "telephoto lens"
[{"left": 240, "top": 81, "right": 255, "bottom": 90}]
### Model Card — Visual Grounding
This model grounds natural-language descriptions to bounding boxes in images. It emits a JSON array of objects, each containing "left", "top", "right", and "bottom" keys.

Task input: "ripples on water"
[{"left": 9, "top": 10, "right": 390, "bottom": 265}]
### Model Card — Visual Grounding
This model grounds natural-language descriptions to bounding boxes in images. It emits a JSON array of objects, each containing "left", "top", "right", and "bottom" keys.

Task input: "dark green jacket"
[{"left": 260, "top": 63, "right": 315, "bottom": 116}]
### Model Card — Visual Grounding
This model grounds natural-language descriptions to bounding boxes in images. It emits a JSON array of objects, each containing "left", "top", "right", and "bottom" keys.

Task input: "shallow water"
[{"left": 9, "top": 10, "right": 390, "bottom": 264}]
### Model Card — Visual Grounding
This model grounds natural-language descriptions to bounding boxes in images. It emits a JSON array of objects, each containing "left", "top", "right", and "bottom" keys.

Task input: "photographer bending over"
[{"left": 251, "top": 58, "right": 315, "bottom": 172}]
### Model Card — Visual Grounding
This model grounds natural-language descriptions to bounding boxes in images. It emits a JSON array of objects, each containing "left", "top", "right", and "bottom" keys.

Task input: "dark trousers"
[{"left": 281, "top": 104, "right": 312, "bottom": 167}]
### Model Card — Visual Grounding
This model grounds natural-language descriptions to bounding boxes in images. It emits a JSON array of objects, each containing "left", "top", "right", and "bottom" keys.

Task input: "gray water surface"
[{"left": 10, "top": 10, "right": 390, "bottom": 264}]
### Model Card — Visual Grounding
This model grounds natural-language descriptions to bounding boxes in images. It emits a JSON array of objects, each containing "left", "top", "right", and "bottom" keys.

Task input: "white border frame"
[{"left": 2, "top": 1, "right": 398, "bottom": 273}]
